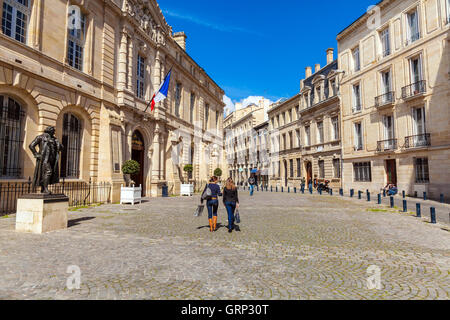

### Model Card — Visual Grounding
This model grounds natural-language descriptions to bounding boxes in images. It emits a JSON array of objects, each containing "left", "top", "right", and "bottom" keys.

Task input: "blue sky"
[{"left": 158, "top": 0, "right": 375, "bottom": 111}]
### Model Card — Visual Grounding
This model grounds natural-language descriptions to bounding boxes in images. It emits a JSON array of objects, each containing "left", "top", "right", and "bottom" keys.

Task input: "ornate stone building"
[
  {"left": 337, "top": 0, "right": 450, "bottom": 199},
  {"left": 0, "top": 0, "right": 225, "bottom": 201},
  {"left": 297, "top": 49, "right": 344, "bottom": 190}
]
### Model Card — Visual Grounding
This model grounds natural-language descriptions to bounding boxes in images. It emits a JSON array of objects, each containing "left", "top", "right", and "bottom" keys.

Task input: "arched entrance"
[{"left": 132, "top": 130, "right": 145, "bottom": 195}]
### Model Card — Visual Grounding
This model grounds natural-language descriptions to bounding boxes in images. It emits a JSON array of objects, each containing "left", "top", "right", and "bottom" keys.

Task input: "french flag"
[{"left": 149, "top": 68, "right": 172, "bottom": 112}]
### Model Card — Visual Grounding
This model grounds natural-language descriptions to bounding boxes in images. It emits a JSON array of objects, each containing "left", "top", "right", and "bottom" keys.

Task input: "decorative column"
[
  {"left": 150, "top": 123, "right": 163, "bottom": 197},
  {"left": 117, "top": 30, "right": 128, "bottom": 90},
  {"left": 30, "top": 0, "right": 43, "bottom": 50},
  {"left": 127, "top": 35, "right": 134, "bottom": 92}
]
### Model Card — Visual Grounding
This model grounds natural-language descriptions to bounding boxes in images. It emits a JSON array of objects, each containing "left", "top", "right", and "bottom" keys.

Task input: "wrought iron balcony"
[
  {"left": 402, "top": 80, "right": 426, "bottom": 99},
  {"left": 405, "top": 133, "right": 431, "bottom": 149},
  {"left": 377, "top": 139, "right": 397, "bottom": 152},
  {"left": 375, "top": 91, "right": 395, "bottom": 107}
]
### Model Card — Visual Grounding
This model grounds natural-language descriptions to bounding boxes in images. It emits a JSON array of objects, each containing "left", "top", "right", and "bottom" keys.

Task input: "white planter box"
[
  {"left": 120, "top": 185, "right": 142, "bottom": 205},
  {"left": 180, "top": 184, "right": 194, "bottom": 196}
]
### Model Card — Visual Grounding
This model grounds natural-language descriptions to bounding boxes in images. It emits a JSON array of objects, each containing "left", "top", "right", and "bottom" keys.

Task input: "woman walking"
[
  {"left": 223, "top": 178, "right": 239, "bottom": 233},
  {"left": 202, "top": 176, "right": 222, "bottom": 232}
]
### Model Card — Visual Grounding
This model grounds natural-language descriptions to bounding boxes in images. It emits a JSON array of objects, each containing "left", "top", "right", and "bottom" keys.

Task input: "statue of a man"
[{"left": 29, "top": 127, "right": 63, "bottom": 194}]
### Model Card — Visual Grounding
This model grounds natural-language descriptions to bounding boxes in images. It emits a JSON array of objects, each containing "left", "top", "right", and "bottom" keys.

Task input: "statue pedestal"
[{"left": 15, "top": 194, "right": 69, "bottom": 234}]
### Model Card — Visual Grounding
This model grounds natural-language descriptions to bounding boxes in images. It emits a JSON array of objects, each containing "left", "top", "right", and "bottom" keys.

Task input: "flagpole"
[{"left": 144, "top": 66, "right": 173, "bottom": 113}]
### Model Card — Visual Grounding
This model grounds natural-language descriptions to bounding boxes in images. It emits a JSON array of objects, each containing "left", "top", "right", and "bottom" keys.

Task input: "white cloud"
[{"left": 223, "top": 95, "right": 274, "bottom": 118}]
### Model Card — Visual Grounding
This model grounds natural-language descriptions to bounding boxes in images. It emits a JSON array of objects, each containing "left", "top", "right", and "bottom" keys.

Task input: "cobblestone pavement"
[{"left": 0, "top": 192, "right": 449, "bottom": 300}]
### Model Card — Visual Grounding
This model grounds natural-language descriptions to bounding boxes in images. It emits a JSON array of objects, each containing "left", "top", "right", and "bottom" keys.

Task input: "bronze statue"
[{"left": 29, "top": 127, "right": 63, "bottom": 194}]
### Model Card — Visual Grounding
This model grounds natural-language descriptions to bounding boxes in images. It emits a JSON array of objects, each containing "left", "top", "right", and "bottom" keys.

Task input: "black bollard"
[
  {"left": 294, "top": 187, "right": 297, "bottom": 193},
  {"left": 416, "top": 203, "right": 421, "bottom": 217},
  {"left": 288, "top": 187, "right": 290, "bottom": 193},
  {"left": 271, "top": 186, "right": 273, "bottom": 192},
  {"left": 367, "top": 191, "right": 370, "bottom": 202},
  {"left": 423, "top": 192, "right": 427, "bottom": 201},
  {"left": 276, "top": 187, "right": 278, "bottom": 192},
  {"left": 390, "top": 196, "right": 394, "bottom": 208},
  {"left": 281, "top": 187, "right": 284, "bottom": 193},
  {"left": 350, "top": 189, "right": 354, "bottom": 198},
  {"left": 377, "top": 194, "right": 381, "bottom": 204},
  {"left": 402, "top": 190, "right": 406, "bottom": 199},
  {"left": 340, "top": 188, "right": 343, "bottom": 196},
  {"left": 403, "top": 200, "right": 407, "bottom": 212},
  {"left": 358, "top": 191, "right": 362, "bottom": 199},
  {"left": 430, "top": 207, "right": 436, "bottom": 224},
  {"left": 330, "top": 189, "right": 333, "bottom": 196},
  {"left": 440, "top": 194, "right": 444, "bottom": 203}
]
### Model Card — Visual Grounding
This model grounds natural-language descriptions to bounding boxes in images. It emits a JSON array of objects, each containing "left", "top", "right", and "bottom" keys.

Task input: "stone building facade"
[
  {"left": 267, "top": 95, "right": 303, "bottom": 188},
  {"left": 297, "top": 50, "right": 344, "bottom": 190},
  {"left": 224, "top": 100, "right": 268, "bottom": 185},
  {"left": 0, "top": 0, "right": 225, "bottom": 201},
  {"left": 337, "top": 0, "right": 450, "bottom": 199}
]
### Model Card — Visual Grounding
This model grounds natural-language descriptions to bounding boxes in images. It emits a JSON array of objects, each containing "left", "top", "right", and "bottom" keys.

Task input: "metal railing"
[
  {"left": 405, "top": 133, "right": 431, "bottom": 149},
  {"left": 377, "top": 139, "right": 397, "bottom": 152},
  {"left": 0, "top": 178, "right": 112, "bottom": 216},
  {"left": 375, "top": 91, "right": 395, "bottom": 107},
  {"left": 402, "top": 80, "right": 426, "bottom": 99}
]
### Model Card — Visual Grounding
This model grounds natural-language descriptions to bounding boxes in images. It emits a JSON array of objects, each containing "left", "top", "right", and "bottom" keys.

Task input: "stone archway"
[{"left": 131, "top": 130, "right": 145, "bottom": 195}]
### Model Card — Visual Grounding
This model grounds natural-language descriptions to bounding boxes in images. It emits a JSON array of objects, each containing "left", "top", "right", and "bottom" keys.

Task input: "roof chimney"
[
  {"left": 327, "top": 48, "right": 334, "bottom": 64},
  {"left": 305, "top": 66, "right": 312, "bottom": 78},
  {"left": 173, "top": 32, "right": 187, "bottom": 50},
  {"left": 315, "top": 64, "right": 321, "bottom": 73}
]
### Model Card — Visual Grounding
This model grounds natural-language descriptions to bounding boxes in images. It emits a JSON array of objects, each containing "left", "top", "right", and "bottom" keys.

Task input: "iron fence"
[{"left": 0, "top": 178, "right": 112, "bottom": 216}]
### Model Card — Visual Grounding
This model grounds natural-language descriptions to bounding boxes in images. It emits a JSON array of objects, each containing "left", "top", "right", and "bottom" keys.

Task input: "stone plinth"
[{"left": 15, "top": 194, "right": 69, "bottom": 234}]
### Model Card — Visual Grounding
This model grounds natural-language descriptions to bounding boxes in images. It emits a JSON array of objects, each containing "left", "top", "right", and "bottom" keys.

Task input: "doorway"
[
  {"left": 132, "top": 131, "right": 145, "bottom": 195},
  {"left": 306, "top": 161, "right": 312, "bottom": 184},
  {"left": 385, "top": 159, "right": 397, "bottom": 185}
]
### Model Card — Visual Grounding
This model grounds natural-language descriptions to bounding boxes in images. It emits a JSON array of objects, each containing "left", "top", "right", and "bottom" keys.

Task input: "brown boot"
[
  {"left": 213, "top": 216, "right": 218, "bottom": 231},
  {"left": 209, "top": 219, "right": 213, "bottom": 232}
]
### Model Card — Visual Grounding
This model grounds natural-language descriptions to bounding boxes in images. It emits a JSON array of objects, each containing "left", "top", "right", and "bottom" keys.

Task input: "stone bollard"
[
  {"left": 377, "top": 194, "right": 381, "bottom": 204},
  {"left": 430, "top": 207, "right": 436, "bottom": 224},
  {"left": 403, "top": 200, "right": 407, "bottom": 212},
  {"left": 390, "top": 196, "right": 394, "bottom": 208},
  {"left": 416, "top": 203, "right": 421, "bottom": 217}
]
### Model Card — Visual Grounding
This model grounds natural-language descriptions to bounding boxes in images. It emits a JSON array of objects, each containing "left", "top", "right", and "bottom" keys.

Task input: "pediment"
[
  {"left": 123, "top": 0, "right": 173, "bottom": 40},
  {"left": 311, "top": 75, "right": 325, "bottom": 84}
]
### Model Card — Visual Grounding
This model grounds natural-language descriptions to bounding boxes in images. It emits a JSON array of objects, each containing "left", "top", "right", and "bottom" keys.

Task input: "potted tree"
[
  {"left": 120, "top": 160, "right": 142, "bottom": 205},
  {"left": 181, "top": 164, "right": 194, "bottom": 196},
  {"left": 214, "top": 168, "right": 223, "bottom": 187}
]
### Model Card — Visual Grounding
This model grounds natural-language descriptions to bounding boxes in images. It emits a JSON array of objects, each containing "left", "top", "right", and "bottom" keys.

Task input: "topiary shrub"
[
  {"left": 122, "top": 160, "right": 140, "bottom": 186},
  {"left": 214, "top": 168, "right": 223, "bottom": 177}
]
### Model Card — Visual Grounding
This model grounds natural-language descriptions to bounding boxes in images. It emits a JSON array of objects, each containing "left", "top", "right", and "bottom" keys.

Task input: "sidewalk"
[{"left": 241, "top": 185, "right": 450, "bottom": 225}]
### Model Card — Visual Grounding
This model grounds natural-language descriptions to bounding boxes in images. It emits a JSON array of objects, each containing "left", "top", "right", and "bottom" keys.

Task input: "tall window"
[
  {"left": 282, "top": 134, "right": 286, "bottom": 150},
  {"left": 380, "top": 28, "right": 390, "bottom": 57},
  {"left": 175, "top": 83, "right": 182, "bottom": 117},
  {"left": 412, "top": 107, "right": 426, "bottom": 135},
  {"left": 333, "top": 158, "right": 341, "bottom": 178},
  {"left": 61, "top": 113, "right": 82, "bottom": 179},
  {"left": 331, "top": 116, "right": 339, "bottom": 140},
  {"left": 0, "top": 95, "right": 24, "bottom": 178},
  {"left": 289, "top": 159, "right": 294, "bottom": 178},
  {"left": 296, "top": 158, "right": 301, "bottom": 177},
  {"left": 352, "top": 83, "right": 362, "bottom": 112},
  {"left": 305, "top": 125, "right": 310, "bottom": 146},
  {"left": 318, "top": 160, "right": 325, "bottom": 178},
  {"left": 289, "top": 131, "right": 293, "bottom": 149},
  {"left": 352, "top": 47, "right": 360, "bottom": 72},
  {"left": 409, "top": 56, "right": 423, "bottom": 87},
  {"left": 383, "top": 115, "right": 395, "bottom": 150},
  {"left": 67, "top": 9, "right": 86, "bottom": 71},
  {"left": 204, "top": 103, "right": 209, "bottom": 129},
  {"left": 354, "top": 162, "right": 372, "bottom": 182},
  {"left": 415, "top": 158, "right": 429, "bottom": 183},
  {"left": 354, "top": 122, "right": 363, "bottom": 151},
  {"left": 136, "top": 55, "right": 145, "bottom": 99},
  {"left": 296, "top": 129, "right": 301, "bottom": 148},
  {"left": 330, "top": 79, "right": 337, "bottom": 97},
  {"left": 317, "top": 121, "right": 324, "bottom": 144},
  {"left": 406, "top": 9, "right": 420, "bottom": 45},
  {"left": 189, "top": 93, "right": 195, "bottom": 123},
  {"left": 1, "top": 0, "right": 30, "bottom": 44},
  {"left": 381, "top": 70, "right": 391, "bottom": 94}
]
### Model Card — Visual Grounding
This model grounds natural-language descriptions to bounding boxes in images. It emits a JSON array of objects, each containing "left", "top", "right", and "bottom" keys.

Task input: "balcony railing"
[
  {"left": 377, "top": 139, "right": 397, "bottom": 152},
  {"left": 402, "top": 80, "right": 426, "bottom": 99},
  {"left": 405, "top": 133, "right": 431, "bottom": 148},
  {"left": 375, "top": 91, "right": 395, "bottom": 107}
]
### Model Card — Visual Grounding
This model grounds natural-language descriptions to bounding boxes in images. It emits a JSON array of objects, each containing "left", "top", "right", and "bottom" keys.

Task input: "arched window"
[
  {"left": 0, "top": 95, "right": 25, "bottom": 178},
  {"left": 61, "top": 113, "right": 82, "bottom": 179},
  {"left": 1, "top": 0, "right": 31, "bottom": 44}
]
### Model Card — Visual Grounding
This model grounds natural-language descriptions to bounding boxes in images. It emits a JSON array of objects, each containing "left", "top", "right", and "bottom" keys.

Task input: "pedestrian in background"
[
  {"left": 223, "top": 178, "right": 239, "bottom": 233},
  {"left": 201, "top": 176, "right": 222, "bottom": 232},
  {"left": 248, "top": 173, "right": 256, "bottom": 196}
]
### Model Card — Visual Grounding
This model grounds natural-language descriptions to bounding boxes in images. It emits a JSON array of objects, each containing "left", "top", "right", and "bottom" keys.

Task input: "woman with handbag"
[
  {"left": 201, "top": 176, "right": 222, "bottom": 232},
  {"left": 223, "top": 178, "right": 239, "bottom": 233}
]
